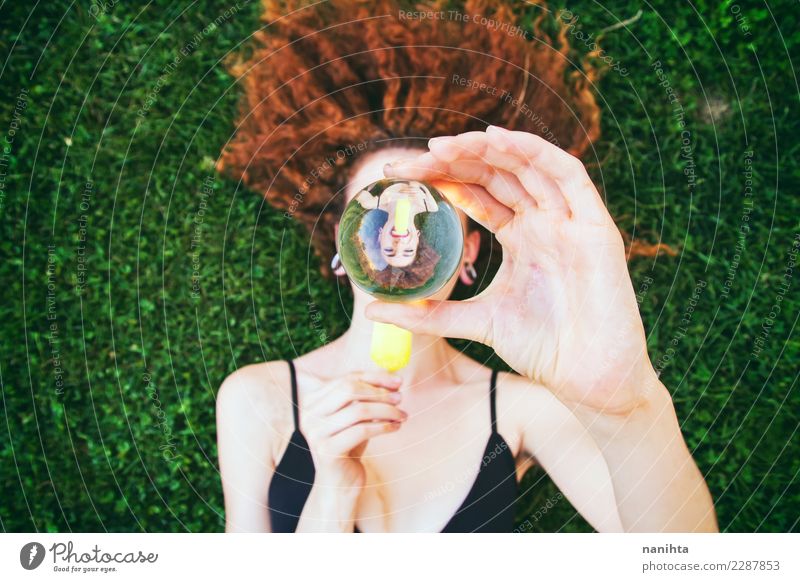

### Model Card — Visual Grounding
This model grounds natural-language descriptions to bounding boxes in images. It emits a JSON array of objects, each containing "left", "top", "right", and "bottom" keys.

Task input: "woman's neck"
[{"left": 337, "top": 293, "right": 459, "bottom": 387}]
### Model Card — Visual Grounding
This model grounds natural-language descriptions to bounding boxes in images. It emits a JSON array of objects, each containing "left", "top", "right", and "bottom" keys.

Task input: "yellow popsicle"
[
  {"left": 370, "top": 195, "right": 416, "bottom": 370},
  {"left": 394, "top": 197, "right": 411, "bottom": 234},
  {"left": 371, "top": 322, "right": 412, "bottom": 371}
]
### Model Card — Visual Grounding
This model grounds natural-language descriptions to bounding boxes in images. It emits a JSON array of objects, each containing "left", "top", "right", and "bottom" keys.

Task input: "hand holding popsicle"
[{"left": 300, "top": 371, "right": 406, "bottom": 489}]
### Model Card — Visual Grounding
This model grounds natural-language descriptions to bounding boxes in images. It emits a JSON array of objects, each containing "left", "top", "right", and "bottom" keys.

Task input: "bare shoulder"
[
  {"left": 216, "top": 360, "right": 295, "bottom": 456},
  {"left": 218, "top": 360, "right": 292, "bottom": 413},
  {"left": 494, "top": 370, "right": 556, "bottom": 406},
  {"left": 493, "top": 371, "right": 578, "bottom": 438}
]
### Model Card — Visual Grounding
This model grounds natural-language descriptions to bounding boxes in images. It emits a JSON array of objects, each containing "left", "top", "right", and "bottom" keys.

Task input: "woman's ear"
[
  {"left": 459, "top": 229, "right": 481, "bottom": 285},
  {"left": 464, "top": 228, "right": 481, "bottom": 263}
]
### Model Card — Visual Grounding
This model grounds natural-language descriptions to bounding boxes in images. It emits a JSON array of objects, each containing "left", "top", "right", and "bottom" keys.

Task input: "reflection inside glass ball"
[{"left": 338, "top": 179, "right": 464, "bottom": 301}]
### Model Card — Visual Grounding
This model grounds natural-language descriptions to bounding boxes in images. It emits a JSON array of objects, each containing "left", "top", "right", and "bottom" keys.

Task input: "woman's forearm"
[
  {"left": 572, "top": 380, "right": 718, "bottom": 532},
  {"left": 294, "top": 474, "right": 361, "bottom": 533}
]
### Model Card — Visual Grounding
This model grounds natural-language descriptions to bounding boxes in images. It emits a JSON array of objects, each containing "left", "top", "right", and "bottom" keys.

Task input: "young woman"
[{"left": 215, "top": 0, "right": 717, "bottom": 533}]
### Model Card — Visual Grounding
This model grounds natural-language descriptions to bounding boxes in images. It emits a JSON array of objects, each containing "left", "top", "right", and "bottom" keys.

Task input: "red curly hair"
[{"left": 217, "top": 0, "right": 672, "bottom": 277}]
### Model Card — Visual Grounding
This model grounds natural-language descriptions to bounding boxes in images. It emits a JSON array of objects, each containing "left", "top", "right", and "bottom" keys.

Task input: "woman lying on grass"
[{"left": 215, "top": 0, "right": 717, "bottom": 533}]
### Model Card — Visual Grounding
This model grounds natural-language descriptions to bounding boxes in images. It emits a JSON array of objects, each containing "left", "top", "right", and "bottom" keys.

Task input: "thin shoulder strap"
[
  {"left": 489, "top": 369, "right": 499, "bottom": 433},
  {"left": 286, "top": 359, "right": 300, "bottom": 430}
]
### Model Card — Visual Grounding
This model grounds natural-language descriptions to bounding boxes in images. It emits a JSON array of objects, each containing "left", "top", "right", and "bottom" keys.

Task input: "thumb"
[{"left": 365, "top": 299, "right": 489, "bottom": 344}]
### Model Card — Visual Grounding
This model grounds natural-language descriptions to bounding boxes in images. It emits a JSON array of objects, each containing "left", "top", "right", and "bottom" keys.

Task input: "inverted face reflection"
[
  {"left": 356, "top": 180, "right": 439, "bottom": 267},
  {"left": 379, "top": 221, "right": 420, "bottom": 267},
  {"left": 338, "top": 179, "right": 464, "bottom": 301}
]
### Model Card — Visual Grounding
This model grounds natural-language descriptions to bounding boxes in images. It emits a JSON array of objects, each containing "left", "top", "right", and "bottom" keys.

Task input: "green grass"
[{"left": 1, "top": 0, "right": 797, "bottom": 532}]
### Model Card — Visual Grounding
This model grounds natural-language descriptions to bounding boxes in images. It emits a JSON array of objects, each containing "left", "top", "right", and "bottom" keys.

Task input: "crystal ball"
[{"left": 337, "top": 178, "right": 464, "bottom": 301}]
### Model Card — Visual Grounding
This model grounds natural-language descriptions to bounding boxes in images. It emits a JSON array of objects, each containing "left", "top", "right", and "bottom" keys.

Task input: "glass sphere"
[{"left": 338, "top": 178, "right": 464, "bottom": 301}]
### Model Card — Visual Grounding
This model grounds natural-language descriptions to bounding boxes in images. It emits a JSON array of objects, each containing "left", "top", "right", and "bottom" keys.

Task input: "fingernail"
[{"left": 383, "top": 163, "right": 396, "bottom": 177}]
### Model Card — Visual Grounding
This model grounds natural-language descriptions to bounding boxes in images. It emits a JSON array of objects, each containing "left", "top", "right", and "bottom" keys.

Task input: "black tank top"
[{"left": 268, "top": 360, "right": 518, "bottom": 532}]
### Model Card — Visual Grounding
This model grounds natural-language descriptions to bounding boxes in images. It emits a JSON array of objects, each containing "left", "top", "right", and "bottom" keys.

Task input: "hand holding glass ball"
[{"left": 337, "top": 179, "right": 464, "bottom": 369}]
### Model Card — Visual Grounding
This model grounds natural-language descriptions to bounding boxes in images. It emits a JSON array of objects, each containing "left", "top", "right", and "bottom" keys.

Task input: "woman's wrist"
[
  {"left": 564, "top": 359, "right": 672, "bottom": 433},
  {"left": 550, "top": 356, "right": 668, "bottom": 420},
  {"left": 294, "top": 466, "right": 363, "bottom": 533},
  {"left": 569, "top": 377, "right": 718, "bottom": 532},
  {"left": 570, "top": 377, "right": 675, "bottom": 444},
  {"left": 313, "top": 468, "right": 364, "bottom": 499}
]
